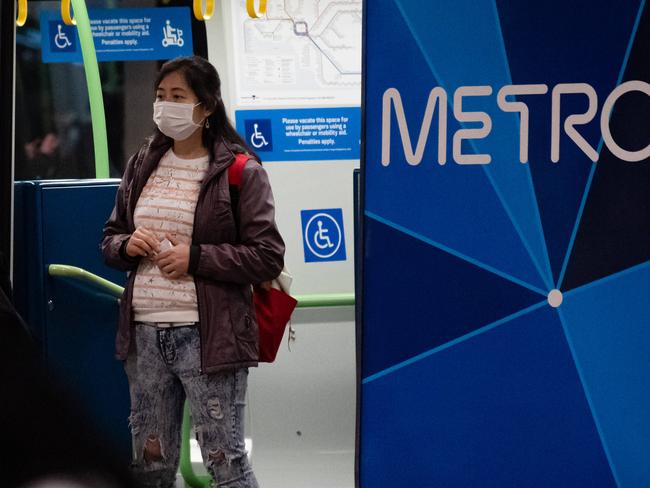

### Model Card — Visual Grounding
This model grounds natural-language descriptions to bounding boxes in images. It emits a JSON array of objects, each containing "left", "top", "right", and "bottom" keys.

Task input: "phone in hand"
[{"left": 160, "top": 238, "right": 173, "bottom": 252}]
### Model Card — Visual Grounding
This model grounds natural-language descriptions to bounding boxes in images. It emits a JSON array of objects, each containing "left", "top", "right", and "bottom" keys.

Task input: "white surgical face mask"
[{"left": 153, "top": 101, "right": 203, "bottom": 141}]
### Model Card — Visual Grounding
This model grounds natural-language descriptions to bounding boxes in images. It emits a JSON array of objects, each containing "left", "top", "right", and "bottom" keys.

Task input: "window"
[{"left": 15, "top": 0, "right": 207, "bottom": 180}]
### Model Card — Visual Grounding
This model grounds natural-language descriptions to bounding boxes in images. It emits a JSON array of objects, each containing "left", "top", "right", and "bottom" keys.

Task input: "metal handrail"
[
  {"left": 180, "top": 403, "right": 211, "bottom": 488},
  {"left": 49, "top": 264, "right": 124, "bottom": 297},
  {"left": 48, "top": 263, "right": 355, "bottom": 488},
  {"left": 48, "top": 264, "right": 356, "bottom": 308},
  {"left": 62, "top": 0, "right": 110, "bottom": 178}
]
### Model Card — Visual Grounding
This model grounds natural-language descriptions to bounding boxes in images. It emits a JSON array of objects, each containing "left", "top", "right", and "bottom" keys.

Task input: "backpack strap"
[
  {"left": 228, "top": 154, "right": 250, "bottom": 240},
  {"left": 228, "top": 153, "right": 249, "bottom": 188}
]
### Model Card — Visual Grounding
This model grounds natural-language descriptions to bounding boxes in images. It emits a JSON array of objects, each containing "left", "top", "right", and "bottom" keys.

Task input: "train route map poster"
[{"left": 230, "top": 0, "right": 361, "bottom": 106}]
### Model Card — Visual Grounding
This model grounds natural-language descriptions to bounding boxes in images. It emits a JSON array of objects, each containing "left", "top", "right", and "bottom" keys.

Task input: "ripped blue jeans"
[{"left": 124, "top": 323, "right": 258, "bottom": 488}]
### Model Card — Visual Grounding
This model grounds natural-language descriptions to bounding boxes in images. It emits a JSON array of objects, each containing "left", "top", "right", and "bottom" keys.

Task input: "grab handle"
[
  {"left": 61, "top": 0, "right": 76, "bottom": 25},
  {"left": 246, "top": 0, "right": 267, "bottom": 19},
  {"left": 16, "top": 0, "right": 28, "bottom": 27},
  {"left": 193, "top": 0, "right": 215, "bottom": 21}
]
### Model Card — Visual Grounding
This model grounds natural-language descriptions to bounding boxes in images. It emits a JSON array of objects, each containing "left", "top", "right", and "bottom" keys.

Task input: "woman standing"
[{"left": 101, "top": 56, "right": 284, "bottom": 488}]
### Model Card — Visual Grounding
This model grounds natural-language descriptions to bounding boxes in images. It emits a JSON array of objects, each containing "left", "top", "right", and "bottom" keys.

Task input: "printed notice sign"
[
  {"left": 41, "top": 7, "right": 193, "bottom": 63},
  {"left": 235, "top": 107, "right": 361, "bottom": 162}
]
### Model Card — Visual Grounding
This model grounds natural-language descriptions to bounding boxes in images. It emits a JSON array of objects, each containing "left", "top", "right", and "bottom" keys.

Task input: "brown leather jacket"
[{"left": 101, "top": 135, "right": 285, "bottom": 373}]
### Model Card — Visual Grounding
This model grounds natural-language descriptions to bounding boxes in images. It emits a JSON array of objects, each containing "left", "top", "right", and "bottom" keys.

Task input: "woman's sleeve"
[
  {"left": 100, "top": 151, "right": 141, "bottom": 272},
  {"left": 191, "top": 161, "right": 285, "bottom": 284}
]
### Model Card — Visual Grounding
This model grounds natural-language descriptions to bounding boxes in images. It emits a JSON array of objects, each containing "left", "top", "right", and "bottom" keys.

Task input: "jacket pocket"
[
  {"left": 228, "top": 286, "right": 257, "bottom": 344},
  {"left": 198, "top": 197, "right": 237, "bottom": 244}
]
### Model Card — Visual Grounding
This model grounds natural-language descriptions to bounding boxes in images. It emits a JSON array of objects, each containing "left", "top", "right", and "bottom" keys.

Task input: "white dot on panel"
[{"left": 547, "top": 289, "right": 563, "bottom": 308}]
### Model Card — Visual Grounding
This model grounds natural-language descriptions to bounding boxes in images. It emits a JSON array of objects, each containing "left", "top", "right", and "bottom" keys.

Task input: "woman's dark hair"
[{"left": 154, "top": 56, "right": 259, "bottom": 161}]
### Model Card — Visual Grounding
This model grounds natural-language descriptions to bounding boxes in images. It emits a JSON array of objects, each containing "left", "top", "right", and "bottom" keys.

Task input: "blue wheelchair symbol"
[
  {"left": 49, "top": 21, "right": 76, "bottom": 53},
  {"left": 301, "top": 209, "right": 346, "bottom": 262},
  {"left": 245, "top": 119, "right": 273, "bottom": 152}
]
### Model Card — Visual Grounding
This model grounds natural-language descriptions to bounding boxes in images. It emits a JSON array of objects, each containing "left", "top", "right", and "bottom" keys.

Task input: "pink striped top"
[{"left": 132, "top": 149, "right": 209, "bottom": 323}]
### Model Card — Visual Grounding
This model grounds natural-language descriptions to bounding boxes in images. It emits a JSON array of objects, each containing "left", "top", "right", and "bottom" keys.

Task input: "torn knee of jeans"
[
  {"left": 208, "top": 449, "right": 229, "bottom": 466},
  {"left": 143, "top": 435, "right": 164, "bottom": 463},
  {"left": 128, "top": 412, "right": 140, "bottom": 435},
  {"left": 207, "top": 398, "right": 224, "bottom": 420}
]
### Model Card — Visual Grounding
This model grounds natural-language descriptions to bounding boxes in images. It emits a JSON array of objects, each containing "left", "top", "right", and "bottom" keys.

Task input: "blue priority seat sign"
[
  {"left": 236, "top": 108, "right": 361, "bottom": 162},
  {"left": 40, "top": 7, "right": 193, "bottom": 63},
  {"left": 301, "top": 209, "right": 346, "bottom": 263}
]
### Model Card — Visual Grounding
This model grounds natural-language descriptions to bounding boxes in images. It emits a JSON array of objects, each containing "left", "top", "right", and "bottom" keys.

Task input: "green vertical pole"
[
  {"left": 70, "top": 0, "right": 110, "bottom": 179},
  {"left": 180, "top": 402, "right": 213, "bottom": 488}
]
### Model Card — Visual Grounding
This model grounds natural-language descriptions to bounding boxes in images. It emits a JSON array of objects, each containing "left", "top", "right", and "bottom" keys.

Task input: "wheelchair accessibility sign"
[
  {"left": 49, "top": 21, "right": 76, "bottom": 52},
  {"left": 236, "top": 107, "right": 361, "bottom": 161},
  {"left": 301, "top": 209, "right": 347, "bottom": 263},
  {"left": 244, "top": 119, "right": 273, "bottom": 152},
  {"left": 41, "top": 7, "right": 193, "bottom": 64}
]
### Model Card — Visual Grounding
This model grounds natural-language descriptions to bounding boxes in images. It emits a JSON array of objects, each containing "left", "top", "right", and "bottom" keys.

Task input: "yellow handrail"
[
  {"left": 61, "top": 0, "right": 76, "bottom": 25},
  {"left": 193, "top": 0, "right": 215, "bottom": 21},
  {"left": 246, "top": 0, "right": 267, "bottom": 19},
  {"left": 16, "top": 0, "right": 28, "bottom": 27}
]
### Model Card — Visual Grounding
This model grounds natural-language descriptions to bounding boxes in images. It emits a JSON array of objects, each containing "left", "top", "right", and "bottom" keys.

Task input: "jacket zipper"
[
  {"left": 193, "top": 167, "right": 220, "bottom": 375},
  {"left": 194, "top": 274, "right": 204, "bottom": 375},
  {"left": 191, "top": 150, "right": 235, "bottom": 375},
  {"left": 193, "top": 190, "right": 205, "bottom": 375}
]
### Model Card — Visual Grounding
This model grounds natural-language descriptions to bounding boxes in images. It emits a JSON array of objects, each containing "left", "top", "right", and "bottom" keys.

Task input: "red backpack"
[{"left": 228, "top": 154, "right": 297, "bottom": 363}]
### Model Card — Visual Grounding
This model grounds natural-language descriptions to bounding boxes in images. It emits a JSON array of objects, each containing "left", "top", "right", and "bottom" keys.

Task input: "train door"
[
  {"left": 7, "top": 0, "right": 210, "bottom": 475},
  {"left": 6, "top": 2, "right": 361, "bottom": 487}
]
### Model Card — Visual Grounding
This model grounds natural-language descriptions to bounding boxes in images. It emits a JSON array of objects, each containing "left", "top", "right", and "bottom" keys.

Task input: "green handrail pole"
[
  {"left": 71, "top": 0, "right": 110, "bottom": 179},
  {"left": 180, "top": 403, "right": 212, "bottom": 488},
  {"left": 293, "top": 293, "right": 355, "bottom": 308},
  {"left": 48, "top": 264, "right": 124, "bottom": 297},
  {"left": 48, "top": 264, "right": 356, "bottom": 308}
]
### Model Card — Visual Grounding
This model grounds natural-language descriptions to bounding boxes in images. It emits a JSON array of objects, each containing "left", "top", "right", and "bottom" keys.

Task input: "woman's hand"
[
  {"left": 154, "top": 234, "right": 190, "bottom": 279},
  {"left": 126, "top": 227, "right": 160, "bottom": 258}
]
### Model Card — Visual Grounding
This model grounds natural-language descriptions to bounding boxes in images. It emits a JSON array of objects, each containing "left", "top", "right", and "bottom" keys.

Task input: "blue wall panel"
[
  {"left": 360, "top": 0, "right": 649, "bottom": 485},
  {"left": 14, "top": 180, "right": 131, "bottom": 461},
  {"left": 361, "top": 306, "right": 614, "bottom": 487},
  {"left": 561, "top": 264, "right": 650, "bottom": 487}
]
